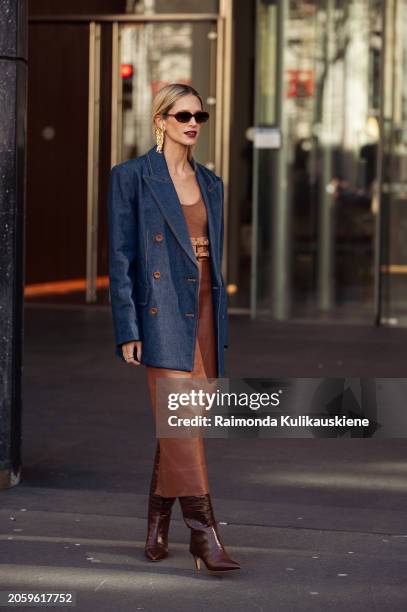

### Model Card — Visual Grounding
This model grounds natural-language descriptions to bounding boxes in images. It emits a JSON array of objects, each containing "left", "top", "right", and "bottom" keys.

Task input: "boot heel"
[{"left": 180, "top": 494, "right": 241, "bottom": 573}]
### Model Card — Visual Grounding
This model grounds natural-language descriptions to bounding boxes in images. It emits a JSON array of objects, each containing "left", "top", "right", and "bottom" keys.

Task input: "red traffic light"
[{"left": 121, "top": 64, "right": 133, "bottom": 78}]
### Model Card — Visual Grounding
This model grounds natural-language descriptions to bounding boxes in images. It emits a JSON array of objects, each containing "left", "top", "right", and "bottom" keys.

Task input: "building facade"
[{"left": 26, "top": 0, "right": 407, "bottom": 328}]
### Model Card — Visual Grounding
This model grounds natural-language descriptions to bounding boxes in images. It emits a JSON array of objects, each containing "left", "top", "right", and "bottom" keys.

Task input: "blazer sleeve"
[
  {"left": 219, "top": 178, "right": 229, "bottom": 349},
  {"left": 107, "top": 164, "right": 141, "bottom": 357}
]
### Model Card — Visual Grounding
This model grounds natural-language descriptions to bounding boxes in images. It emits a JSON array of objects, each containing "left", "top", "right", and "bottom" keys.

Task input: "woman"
[{"left": 108, "top": 83, "right": 239, "bottom": 573}]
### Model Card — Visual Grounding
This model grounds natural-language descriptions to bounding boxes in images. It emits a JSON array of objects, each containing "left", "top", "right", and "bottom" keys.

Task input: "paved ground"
[{"left": 1, "top": 305, "right": 407, "bottom": 611}]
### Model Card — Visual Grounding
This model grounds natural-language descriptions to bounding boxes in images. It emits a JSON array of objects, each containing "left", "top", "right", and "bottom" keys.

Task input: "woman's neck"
[{"left": 164, "top": 140, "right": 194, "bottom": 177}]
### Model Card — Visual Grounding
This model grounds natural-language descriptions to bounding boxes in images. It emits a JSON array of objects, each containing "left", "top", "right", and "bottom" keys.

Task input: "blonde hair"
[{"left": 151, "top": 83, "right": 204, "bottom": 159}]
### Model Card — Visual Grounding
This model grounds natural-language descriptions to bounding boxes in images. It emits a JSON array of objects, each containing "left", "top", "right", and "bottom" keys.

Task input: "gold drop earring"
[{"left": 155, "top": 123, "right": 165, "bottom": 154}]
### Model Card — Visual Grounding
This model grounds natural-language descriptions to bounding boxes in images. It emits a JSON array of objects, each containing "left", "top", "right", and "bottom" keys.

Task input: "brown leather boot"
[
  {"left": 179, "top": 494, "right": 240, "bottom": 572},
  {"left": 144, "top": 443, "right": 176, "bottom": 561}
]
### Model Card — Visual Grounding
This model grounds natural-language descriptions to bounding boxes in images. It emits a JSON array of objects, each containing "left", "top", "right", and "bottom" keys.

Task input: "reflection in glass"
[
  {"left": 118, "top": 21, "right": 216, "bottom": 167},
  {"left": 126, "top": 0, "right": 219, "bottom": 14},
  {"left": 379, "top": 0, "right": 407, "bottom": 325},
  {"left": 253, "top": 0, "right": 382, "bottom": 322}
]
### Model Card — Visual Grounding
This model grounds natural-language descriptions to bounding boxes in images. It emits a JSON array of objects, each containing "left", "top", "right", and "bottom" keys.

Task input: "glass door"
[
  {"left": 97, "top": 18, "right": 219, "bottom": 303},
  {"left": 111, "top": 19, "right": 218, "bottom": 168},
  {"left": 377, "top": 0, "right": 407, "bottom": 326},
  {"left": 96, "top": 16, "right": 220, "bottom": 306},
  {"left": 252, "top": 0, "right": 382, "bottom": 322}
]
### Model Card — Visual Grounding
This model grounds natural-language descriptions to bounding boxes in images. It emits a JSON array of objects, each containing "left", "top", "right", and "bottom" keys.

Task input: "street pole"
[{"left": 0, "top": 0, "right": 27, "bottom": 489}]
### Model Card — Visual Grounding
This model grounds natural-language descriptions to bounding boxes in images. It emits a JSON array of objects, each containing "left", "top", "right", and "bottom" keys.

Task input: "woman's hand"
[{"left": 122, "top": 340, "right": 143, "bottom": 366}]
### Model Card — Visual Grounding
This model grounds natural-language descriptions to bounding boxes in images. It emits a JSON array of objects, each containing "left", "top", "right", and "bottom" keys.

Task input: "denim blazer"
[{"left": 107, "top": 144, "right": 229, "bottom": 377}]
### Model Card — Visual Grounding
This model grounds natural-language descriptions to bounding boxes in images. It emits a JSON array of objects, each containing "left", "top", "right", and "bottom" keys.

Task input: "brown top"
[
  {"left": 181, "top": 196, "right": 208, "bottom": 237},
  {"left": 181, "top": 196, "right": 211, "bottom": 266}
]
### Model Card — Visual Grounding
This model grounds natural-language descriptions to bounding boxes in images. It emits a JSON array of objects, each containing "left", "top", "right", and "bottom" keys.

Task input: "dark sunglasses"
[{"left": 163, "top": 111, "right": 210, "bottom": 124}]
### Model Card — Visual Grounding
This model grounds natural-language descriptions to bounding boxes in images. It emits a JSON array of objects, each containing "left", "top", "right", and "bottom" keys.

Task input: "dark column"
[{"left": 0, "top": 0, "right": 27, "bottom": 489}]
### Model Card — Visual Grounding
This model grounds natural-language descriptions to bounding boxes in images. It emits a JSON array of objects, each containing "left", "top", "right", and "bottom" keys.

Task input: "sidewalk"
[{"left": 1, "top": 305, "right": 407, "bottom": 611}]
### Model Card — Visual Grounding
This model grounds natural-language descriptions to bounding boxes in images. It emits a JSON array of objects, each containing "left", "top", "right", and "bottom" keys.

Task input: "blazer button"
[
  {"left": 154, "top": 233, "right": 164, "bottom": 242},
  {"left": 153, "top": 271, "right": 161, "bottom": 279},
  {"left": 149, "top": 307, "right": 158, "bottom": 315}
]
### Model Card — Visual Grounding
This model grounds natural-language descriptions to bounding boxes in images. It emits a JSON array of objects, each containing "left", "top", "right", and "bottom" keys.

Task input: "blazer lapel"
[{"left": 143, "top": 145, "right": 221, "bottom": 283}]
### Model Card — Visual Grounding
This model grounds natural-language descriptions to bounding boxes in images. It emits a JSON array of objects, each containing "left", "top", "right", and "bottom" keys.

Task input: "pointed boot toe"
[{"left": 145, "top": 543, "right": 168, "bottom": 561}]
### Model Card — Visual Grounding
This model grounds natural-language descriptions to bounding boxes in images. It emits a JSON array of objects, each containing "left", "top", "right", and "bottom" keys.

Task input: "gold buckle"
[{"left": 190, "top": 236, "right": 210, "bottom": 259}]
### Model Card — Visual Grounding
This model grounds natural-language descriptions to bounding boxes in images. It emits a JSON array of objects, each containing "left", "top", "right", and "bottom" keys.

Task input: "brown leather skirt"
[{"left": 145, "top": 259, "right": 217, "bottom": 497}]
